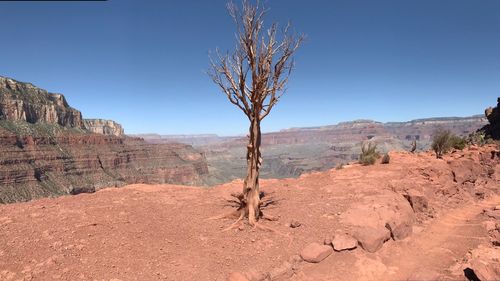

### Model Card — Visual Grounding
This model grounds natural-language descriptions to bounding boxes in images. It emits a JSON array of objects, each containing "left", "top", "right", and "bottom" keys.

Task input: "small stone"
[
  {"left": 238, "top": 225, "right": 245, "bottom": 231},
  {"left": 300, "top": 242, "right": 333, "bottom": 263},
  {"left": 289, "top": 220, "right": 301, "bottom": 228},
  {"left": 332, "top": 233, "right": 357, "bottom": 251},
  {"left": 323, "top": 237, "right": 332, "bottom": 245}
]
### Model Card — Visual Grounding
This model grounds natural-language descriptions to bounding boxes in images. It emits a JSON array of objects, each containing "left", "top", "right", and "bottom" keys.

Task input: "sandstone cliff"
[
  {"left": 84, "top": 119, "right": 124, "bottom": 137},
  {"left": 0, "top": 76, "right": 84, "bottom": 128},
  {"left": 0, "top": 76, "right": 208, "bottom": 203}
]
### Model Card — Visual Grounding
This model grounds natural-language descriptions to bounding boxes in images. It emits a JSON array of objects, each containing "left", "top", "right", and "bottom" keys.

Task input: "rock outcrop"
[
  {"left": 482, "top": 97, "right": 500, "bottom": 139},
  {"left": 0, "top": 76, "right": 208, "bottom": 203},
  {"left": 0, "top": 76, "right": 84, "bottom": 128},
  {"left": 84, "top": 119, "right": 124, "bottom": 136}
]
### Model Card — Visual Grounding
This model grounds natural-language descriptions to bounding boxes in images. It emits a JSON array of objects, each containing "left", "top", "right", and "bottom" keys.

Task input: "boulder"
[
  {"left": 332, "top": 233, "right": 357, "bottom": 251},
  {"left": 340, "top": 190, "right": 415, "bottom": 252},
  {"left": 352, "top": 226, "right": 391, "bottom": 253},
  {"left": 403, "top": 190, "right": 428, "bottom": 212},
  {"left": 300, "top": 242, "right": 333, "bottom": 263}
]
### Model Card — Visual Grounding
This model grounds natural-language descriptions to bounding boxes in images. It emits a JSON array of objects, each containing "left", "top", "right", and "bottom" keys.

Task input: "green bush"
[
  {"left": 449, "top": 135, "right": 466, "bottom": 150},
  {"left": 432, "top": 129, "right": 451, "bottom": 158},
  {"left": 432, "top": 129, "right": 466, "bottom": 158},
  {"left": 359, "top": 142, "right": 380, "bottom": 165}
]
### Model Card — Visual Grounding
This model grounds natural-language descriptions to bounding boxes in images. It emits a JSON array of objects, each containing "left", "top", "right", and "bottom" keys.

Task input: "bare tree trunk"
[{"left": 243, "top": 116, "right": 261, "bottom": 226}]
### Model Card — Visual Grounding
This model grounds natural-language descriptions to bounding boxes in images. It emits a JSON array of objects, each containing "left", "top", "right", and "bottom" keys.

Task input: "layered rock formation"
[
  {"left": 0, "top": 76, "right": 208, "bottom": 203},
  {"left": 141, "top": 116, "right": 486, "bottom": 185},
  {"left": 0, "top": 77, "right": 84, "bottom": 128},
  {"left": 0, "top": 128, "right": 208, "bottom": 203},
  {"left": 83, "top": 119, "right": 124, "bottom": 137}
]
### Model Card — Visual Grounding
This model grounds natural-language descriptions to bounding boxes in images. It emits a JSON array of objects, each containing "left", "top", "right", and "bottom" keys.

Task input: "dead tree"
[{"left": 208, "top": 0, "right": 303, "bottom": 227}]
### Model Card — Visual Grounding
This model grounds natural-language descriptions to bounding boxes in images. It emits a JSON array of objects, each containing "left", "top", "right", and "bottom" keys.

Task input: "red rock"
[
  {"left": 332, "top": 233, "right": 357, "bottom": 251},
  {"left": 341, "top": 190, "right": 415, "bottom": 248},
  {"left": 403, "top": 190, "right": 428, "bottom": 212},
  {"left": 300, "top": 242, "right": 333, "bottom": 263},
  {"left": 353, "top": 226, "right": 391, "bottom": 253}
]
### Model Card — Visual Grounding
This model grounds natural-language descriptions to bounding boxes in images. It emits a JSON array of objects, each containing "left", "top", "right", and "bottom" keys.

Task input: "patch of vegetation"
[
  {"left": 449, "top": 134, "right": 466, "bottom": 150},
  {"left": 335, "top": 163, "right": 344, "bottom": 170},
  {"left": 359, "top": 142, "right": 380, "bottom": 165},
  {"left": 466, "top": 131, "right": 486, "bottom": 146},
  {"left": 432, "top": 129, "right": 467, "bottom": 158},
  {"left": 381, "top": 153, "right": 390, "bottom": 164},
  {"left": 0, "top": 120, "right": 88, "bottom": 138},
  {"left": 432, "top": 129, "right": 452, "bottom": 158}
]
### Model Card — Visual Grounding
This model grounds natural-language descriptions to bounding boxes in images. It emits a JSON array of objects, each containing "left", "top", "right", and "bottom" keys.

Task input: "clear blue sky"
[{"left": 0, "top": 0, "right": 499, "bottom": 135}]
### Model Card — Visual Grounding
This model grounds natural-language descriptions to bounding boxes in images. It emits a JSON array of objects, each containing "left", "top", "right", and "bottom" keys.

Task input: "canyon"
[
  {"left": 136, "top": 115, "right": 487, "bottom": 185},
  {"left": 0, "top": 76, "right": 208, "bottom": 203},
  {"left": 0, "top": 75, "right": 493, "bottom": 202}
]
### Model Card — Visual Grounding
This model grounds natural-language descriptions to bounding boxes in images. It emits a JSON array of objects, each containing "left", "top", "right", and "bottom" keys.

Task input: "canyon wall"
[
  {"left": 0, "top": 76, "right": 208, "bottom": 203},
  {"left": 0, "top": 77, "right": 84, "bottom": 128}
]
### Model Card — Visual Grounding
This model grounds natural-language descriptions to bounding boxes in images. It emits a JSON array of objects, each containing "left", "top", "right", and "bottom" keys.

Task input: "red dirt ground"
[{"left": 0, "top": 146, "right": 499, "bottom": 281}]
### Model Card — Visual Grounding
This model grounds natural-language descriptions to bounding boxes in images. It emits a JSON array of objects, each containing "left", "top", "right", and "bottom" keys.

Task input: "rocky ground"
[{"left": 0, "top": 145, "right": 498, "bottom": 281}]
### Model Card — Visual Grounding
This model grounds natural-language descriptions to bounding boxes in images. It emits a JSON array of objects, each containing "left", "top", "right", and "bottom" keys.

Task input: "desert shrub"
[
  {"left": 381, "top": 153, "right": 390, "bottom": 164},
  {"left": 432, "top": 129, "right": 468, "bottom": 158},
  {"left": 359, "top": 142, "right": 380, "bottom": 165},
  {"left": 466, "top": 131, "right": 486, "bottom": 146},
  {"left": 335, "top": 163, "right": 344, "bottom": 170},
  {"left": 449, "top": 135, "right": 466, "bottom": 150}
]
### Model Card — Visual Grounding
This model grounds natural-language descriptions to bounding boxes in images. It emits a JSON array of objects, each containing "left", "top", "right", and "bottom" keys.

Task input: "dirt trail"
[
  {"left": 293, "top": 195, "right": 499, "bottom": 281},
  {"left": 381, "top": 194, "right": 499, "bottom": 280}
]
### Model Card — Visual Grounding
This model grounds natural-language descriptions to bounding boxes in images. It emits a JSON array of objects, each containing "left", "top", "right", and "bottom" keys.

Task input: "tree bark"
[{"left": 243, "top": 116, "right": 261, "bottom": 226}]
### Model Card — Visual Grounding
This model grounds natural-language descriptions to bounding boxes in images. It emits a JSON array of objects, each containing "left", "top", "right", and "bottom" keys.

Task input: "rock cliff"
[
  {"left": 84, "top": 119, "right": 124, "bottom": 137},
  {"left": 0, "top": 76, "right": 84, "bottom": 128},
  {"left": 0, "top": 76, "right": 208, "bottom": 203}
]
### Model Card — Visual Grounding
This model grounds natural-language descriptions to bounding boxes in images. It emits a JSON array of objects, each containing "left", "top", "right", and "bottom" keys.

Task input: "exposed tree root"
[
  {"left": 209, "top": 191, "right": 289, "bottom": 240},
  {"left": 207, "top": 210, "right": 241, "bottom": 221},
  {"left": 222, "top": 212, "right": 245, "bottom": 232}
]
